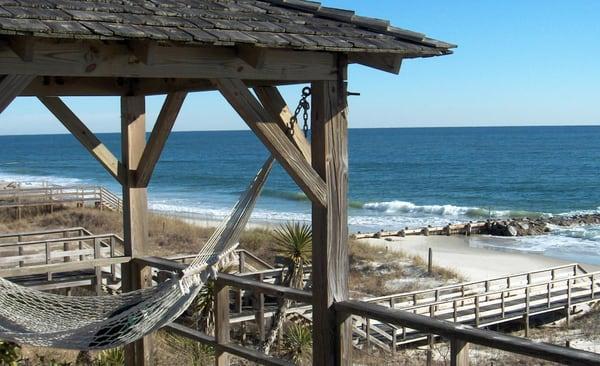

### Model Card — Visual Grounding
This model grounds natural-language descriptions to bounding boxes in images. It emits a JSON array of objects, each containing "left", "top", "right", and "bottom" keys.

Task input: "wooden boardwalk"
[
  {"left": 225, "top": 263, "right": 599, "bottom": 352},
  {"left": 353, "top": 263, "right": 600, "bottom": 352},
  {"left": 0, "top": 184, "right": 123, "bottom": 216}
]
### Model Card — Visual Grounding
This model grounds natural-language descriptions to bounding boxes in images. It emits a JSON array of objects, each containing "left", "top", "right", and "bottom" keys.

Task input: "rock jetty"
[{"left": 353, "top": 214, "right": 600, "bottom": 239}]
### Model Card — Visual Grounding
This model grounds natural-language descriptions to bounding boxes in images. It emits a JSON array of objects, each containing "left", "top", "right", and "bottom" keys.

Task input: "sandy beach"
[{"left": 361, "top": 235, "right": 600, "bottom": 281}]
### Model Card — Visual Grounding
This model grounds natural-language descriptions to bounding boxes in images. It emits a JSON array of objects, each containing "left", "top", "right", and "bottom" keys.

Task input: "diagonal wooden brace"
[
  {"left": 215, "top": 78, "right": 327, "bottom": 208},
  {"left": 135, "top": 91, "right": 187, "bottom": 187},
  {"left": 0, "top": 74, "right": 35, "bottom": 114},
  {"left": 254, "top": 86, "right": 312, "bottom": 164},
  {"left": 38, "top": 96, "right": 125, "bottom": 185}
]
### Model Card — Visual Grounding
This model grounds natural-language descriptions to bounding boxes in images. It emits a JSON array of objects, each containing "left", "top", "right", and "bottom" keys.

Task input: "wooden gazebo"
[{"left": 0, "top": 0, "right": 457, "bottom": 365}]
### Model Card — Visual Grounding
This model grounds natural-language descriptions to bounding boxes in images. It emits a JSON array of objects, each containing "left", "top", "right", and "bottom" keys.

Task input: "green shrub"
[{"left": 0, "top": 341, "right": 21, "bottom": 365}]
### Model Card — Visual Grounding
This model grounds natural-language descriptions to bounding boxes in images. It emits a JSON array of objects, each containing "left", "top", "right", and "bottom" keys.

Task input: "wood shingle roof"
[{"left": 0, "top": 0, "right": 454, "bottom": 58}]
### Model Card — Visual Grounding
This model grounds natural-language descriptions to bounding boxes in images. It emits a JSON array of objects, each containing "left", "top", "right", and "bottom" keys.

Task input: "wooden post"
[
  {"left": 45, "top": 241, "right": 52, "bottom": 281},
  {"left": 235, "top": 251, "right": 246, "bottom": 313},
  {"left": 255, "top": 273, "right": 265, "bottom": 342},
  {"left": 391, "top": 328, "right": 397, "bottom": 356},
  {"left": 450, "top": 339, "right": 470, "bottom": 366},
  {"left": 428, "top": 248, "right": 433, "bottom": 275},
  {"left": 426, "top": 334, "right": 434, "bottom": 366},
  {"left": 524, "top": 286, "right": 530, "bottom": 337},
  {"left": 93, "top": 237, "right": 102, "bottom": 296},
  {"left": 214, "top": 281, "right": 230, "bottom": 366},
  {"left": 311, "top": 60, "right": 351, "bottom": 365},
  {"left": 566, "top": 279, "right": 572, "bottom": 327},
  {"left": 365, "top": 317, "right": 371, "bottom": 354},
  {"left": 121, "top": 95, "right": 153, "bottom": 366}
]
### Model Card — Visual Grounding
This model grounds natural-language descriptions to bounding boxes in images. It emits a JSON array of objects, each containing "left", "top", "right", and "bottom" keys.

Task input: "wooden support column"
[
  {"left": 311, "top": 59, "right": 351, "bottom": 365},
  {"left": 121, "top": 95, "right": 153, "bottom": 366}
]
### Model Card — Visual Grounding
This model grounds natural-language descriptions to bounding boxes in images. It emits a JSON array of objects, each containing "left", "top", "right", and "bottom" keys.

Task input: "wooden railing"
[
  {"left": 0, "top": 184, "right": 123, "bottom": 214},
  {"left": 366, "top": 263, "right": 584, "bottom": 309},
  {"left": 0, "top": 233, "right": 125, "bottom": 292},
  {"left": 133, "top": 256, "right": 600, "bottom": 366},
  {"left": 0, "top": 227, "right": 92, "bottom": 243},
  {"left": 336, "top": 300, "right": 600, "bottom": 366}
]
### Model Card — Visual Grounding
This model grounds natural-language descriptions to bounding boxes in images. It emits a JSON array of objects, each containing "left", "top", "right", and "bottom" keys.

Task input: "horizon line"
[{"left": 0, "top": 123, "right": 598, "bottom": 137}]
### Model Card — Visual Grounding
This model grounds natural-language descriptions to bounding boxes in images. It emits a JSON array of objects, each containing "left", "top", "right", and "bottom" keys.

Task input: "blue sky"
[{"left": 1, "top": 0, "right": 599, "bottom": 135}]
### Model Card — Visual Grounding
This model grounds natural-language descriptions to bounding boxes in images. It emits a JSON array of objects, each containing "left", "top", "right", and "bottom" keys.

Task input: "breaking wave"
[{"left": 361, "top": 200, "right": 546, "bottom": 219}]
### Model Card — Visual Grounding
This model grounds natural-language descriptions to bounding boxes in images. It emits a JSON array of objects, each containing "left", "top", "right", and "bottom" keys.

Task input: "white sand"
[{"left": 361, "top": 235, "right": 600, "bottom": 281}]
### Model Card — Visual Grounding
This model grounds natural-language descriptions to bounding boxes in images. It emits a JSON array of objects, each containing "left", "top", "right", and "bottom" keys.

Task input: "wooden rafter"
[
  {"left": 349, "top": 53, "right": 403, "bottom": 74},
  {"left": 254, "top": 86, "right": 312, "bottom": 164},
  {"left": 136, "top": 91, "right": 187, "bottom": 187},
  {"left": 38, "top": 97, "right": 125, "bottom": 185},
  {"left": 215, "top": 78, "right": 327, "bottom": 208},
  {"left": 0, "top": 74, "right": 35, "bottom": 114}
]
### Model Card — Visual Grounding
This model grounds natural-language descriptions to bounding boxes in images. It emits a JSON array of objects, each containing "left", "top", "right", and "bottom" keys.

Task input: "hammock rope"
[{"left": 0, "top": 156, "right": 275, "bottom": 350}]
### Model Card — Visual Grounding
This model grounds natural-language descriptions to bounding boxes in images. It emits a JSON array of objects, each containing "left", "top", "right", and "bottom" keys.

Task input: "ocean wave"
[
  {"left": 0, "top": 171, "right": 84, "bottom": 186},
  {"left": 360, "top": 200, "right": 546, "bottom": 219}
]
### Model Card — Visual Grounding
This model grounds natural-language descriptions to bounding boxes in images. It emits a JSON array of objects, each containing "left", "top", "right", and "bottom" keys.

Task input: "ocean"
[{"left": 1, "top": 126, "right": 599, "bottom": 264}]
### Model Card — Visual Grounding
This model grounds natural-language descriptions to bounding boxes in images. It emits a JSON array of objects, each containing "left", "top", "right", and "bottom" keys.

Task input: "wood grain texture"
[
  {"left": 136, "top": 91, "right": 187, "bottom": 187},
  {"left": 349, "top": 53, "right": 402, "bottom": 74},
  {"left": 38, "top": 96, "right": 125, "bottom": 184},
  {"left": 311, "top": 71, "right": 351, "bottom": 365},
  {"left": 215, "top": 78, "right": 327, "bottom": 207},
  {"left": 0, "top": 74, "right": 34, "bottom": 113},
  {"left": 22, "top": 77, "right": 305, "bottom": 97},
  {"left": 254, "top": 86, "right": 312, "bottom": 164},
  {"left": 120, "top": 95, "right": 153, "bottom": 366},
  {"left": 215, "top": 282, "right": 231, "bottom": 366},
  {"left": 0, "top": 40, "right": 338, "bottom": 81}
]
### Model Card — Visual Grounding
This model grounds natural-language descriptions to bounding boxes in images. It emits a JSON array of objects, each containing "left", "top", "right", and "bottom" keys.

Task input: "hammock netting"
[{"left": 0, "top": 156, "right": 274, "bottom": 350}]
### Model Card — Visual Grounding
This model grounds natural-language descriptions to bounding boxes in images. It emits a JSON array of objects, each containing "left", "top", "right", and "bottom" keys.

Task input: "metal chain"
[{"left": 289, "top": 87, "right": 311, "bottom": 137}]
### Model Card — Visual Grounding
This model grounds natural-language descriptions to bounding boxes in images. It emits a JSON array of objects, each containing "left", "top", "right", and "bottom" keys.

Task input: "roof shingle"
[{"left": 0, "top": 0, "right": 455, "bottom": 57}]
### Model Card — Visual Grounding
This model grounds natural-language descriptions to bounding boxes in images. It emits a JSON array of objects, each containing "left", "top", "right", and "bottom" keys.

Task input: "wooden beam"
[
  {"left": 136, "top": 91, "right": 187, "bottom": 187},
  {"left": 8, "top": 36, "right": 34, "bottom": 62},
  {"left": 215, "top": 78, "right": 327, "bottom": 207},
  {"left": 311, "top": 65, "right": 351, "bottom": 365},
  {"left": 21, "top": 77, "right": 304, "bottom": 97},
  {"left": 38, "top": 97, "right": 125, "bottom": 185},
  {"left": 0, "top": 39, "right": 337, "bottom": 81},
  {"left": 254, "top": 86, "right": 312, "bottom": 164},
  {"left": 0, "top": 74, "right": 35, "bottom": 113},
  {"left": 121, "top": 95, "right": 153, "bottom": 366},
  {"left": 349, "top": 53, "right": 403, "bottom": 74}
]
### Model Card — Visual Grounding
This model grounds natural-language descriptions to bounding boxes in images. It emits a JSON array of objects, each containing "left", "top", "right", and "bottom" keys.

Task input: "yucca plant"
[
  {"left": 94, "top": 347, "right": 124, "bottom": 366},
  {"left": 283, "top": 323, "right": 312, "bottom": 366},
  {"left": 261, "top": 222, "right": 312, "bottom": 354}
]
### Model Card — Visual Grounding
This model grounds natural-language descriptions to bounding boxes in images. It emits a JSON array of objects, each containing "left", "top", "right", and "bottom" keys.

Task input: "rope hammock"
[{"left": 0, "top": 156, "right": 275, "bottom": 350}]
